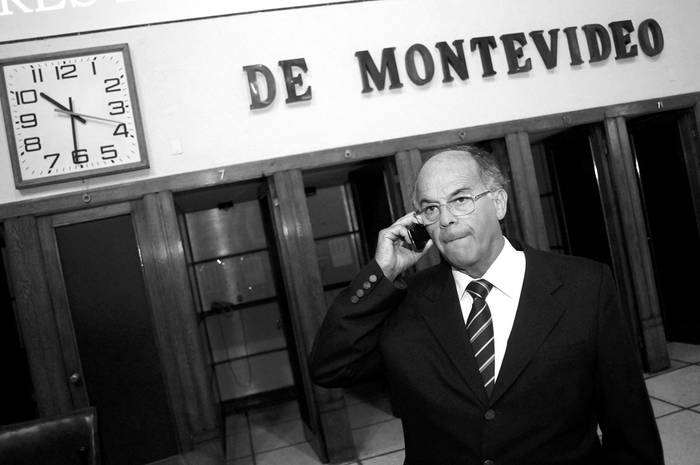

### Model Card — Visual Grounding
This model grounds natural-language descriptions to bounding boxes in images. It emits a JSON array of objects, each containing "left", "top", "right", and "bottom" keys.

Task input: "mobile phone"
[{"left": 406, "top": 222, "right": 430, "bottom": 252}]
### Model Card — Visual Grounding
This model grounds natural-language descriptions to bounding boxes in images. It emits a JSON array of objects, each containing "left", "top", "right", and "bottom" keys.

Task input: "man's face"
[{"left": 415, "top": 151, "right": 507, "bottom": 276}]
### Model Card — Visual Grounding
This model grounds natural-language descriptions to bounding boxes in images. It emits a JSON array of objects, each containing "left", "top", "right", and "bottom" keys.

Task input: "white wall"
[{"left": 1, "top": 0, "right": 699, "bottom": 205}]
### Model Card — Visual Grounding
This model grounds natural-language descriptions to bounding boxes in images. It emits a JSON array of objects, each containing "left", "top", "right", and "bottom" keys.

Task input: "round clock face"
[{"left": 0, "top": 45, "right": 148, "bottom": 188}]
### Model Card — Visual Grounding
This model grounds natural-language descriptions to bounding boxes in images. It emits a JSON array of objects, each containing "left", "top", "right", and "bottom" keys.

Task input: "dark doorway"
[
  {"left": 55, "top": 215, "right": 179, "bottom": 465},
  {"left": 531, "top": 126, "right": 613, "bottom": 267},
  {"left": 628, "top": 110, "right": 700, "bottom": 343},
  {"left": 0, "top": 228, "right": 38, "bottom": 426}
]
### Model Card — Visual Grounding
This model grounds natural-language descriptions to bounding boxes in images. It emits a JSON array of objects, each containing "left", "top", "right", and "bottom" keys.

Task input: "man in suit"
[{"left": 309, "top": 146, "right": 664, "bottom": 464}]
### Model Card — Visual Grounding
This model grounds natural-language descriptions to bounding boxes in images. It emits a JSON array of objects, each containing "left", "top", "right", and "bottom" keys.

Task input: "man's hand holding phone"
[{"left": 375, "top": 212, "right": 433, "bottom": 282}]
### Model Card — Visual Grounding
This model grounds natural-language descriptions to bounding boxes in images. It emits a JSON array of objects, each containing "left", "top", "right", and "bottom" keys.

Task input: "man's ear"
[{"left": 493, "top": 189, "right": 508, "bottom": 220}]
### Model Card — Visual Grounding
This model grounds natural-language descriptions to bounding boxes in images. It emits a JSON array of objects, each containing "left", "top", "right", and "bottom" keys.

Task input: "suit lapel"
[
  {"left": 416, "top": 263, "right": 489, "bottom": 406},
  {"left": 490, "top": 249, "right": 565, "bottom": 404}
]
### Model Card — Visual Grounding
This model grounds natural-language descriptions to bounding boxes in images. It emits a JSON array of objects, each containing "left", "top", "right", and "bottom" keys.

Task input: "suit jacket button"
[
  {"left": 350, "top": 296, "right": 359, "bottom": 304},
  {"left": 363, "top": 281, "right": 371, "bottom": 290},
  {"left": 356, "top": 289, "right": 365, "bottom": 298},
  {"left": 484, "top": 460, "right": 495, "bottom": 465},
  {"left": 484, "top": 409, "right": 495, "bottom": 420},
  {"left": 369, "top": 274, "right": 378, "bottom": 283}
]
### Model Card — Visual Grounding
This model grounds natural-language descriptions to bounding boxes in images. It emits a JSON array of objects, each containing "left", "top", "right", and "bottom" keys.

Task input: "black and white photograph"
[{"left": 0, "top": 1, "right": 699, "bottom": 464}]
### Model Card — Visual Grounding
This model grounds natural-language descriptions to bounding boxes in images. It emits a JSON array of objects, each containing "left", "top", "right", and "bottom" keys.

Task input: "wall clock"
[{"left": 0, "top": 44, "right": 148, "bottom": 189}]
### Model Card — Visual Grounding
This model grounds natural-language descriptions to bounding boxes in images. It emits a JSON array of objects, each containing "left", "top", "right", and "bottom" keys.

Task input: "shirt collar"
[{"left": 452, "top": 237, "right": 523, "bottom": 299}]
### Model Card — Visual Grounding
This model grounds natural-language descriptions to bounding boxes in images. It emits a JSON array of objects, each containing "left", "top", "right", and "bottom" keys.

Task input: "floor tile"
[
  {"left": 361, "top": 449, "right": 406, "bottom": 465},
  {"left": 226, "top": 456, "right": 253, "bottom": 465},
  {"left": 649, "top": 398, "right": 683, "bottom": 418},
  {"left": 352, "top": 419, "right": 404, "bottom": 460},
  {"left": 644, "top": 359, "right": 689, "bottom": 379},
  {"left": 645, "top": 365, "right": 700, "bottom": 407},
  {"left": 347, "top": 397, "right": 395, "bottom": 429},
  {"left": 655, "top": 410, "right": 700, "bottom": 465},
  {"left": 667, "top": 342, "right": 700, "bottom": 363},
  {"left": 255, "top": 442, "right": 323, "bottom": 465},
  {"left": 225, "top": 413, "right": 249, "bottom": 435},
  {"left": 190, "top": 438, "right": 224, "bottom": 463},
  {"left": 251, "top": 418, "right": 306, "bottom": 453},
  {"left": 224, "top": 431, "right": 252, "bottom": 460},
  {"left": 248, "top": 400, "right": 301, "bottom": 425}
]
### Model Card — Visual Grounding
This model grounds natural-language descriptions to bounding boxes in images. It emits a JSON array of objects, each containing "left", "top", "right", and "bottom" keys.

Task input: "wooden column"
[
  {"left": 5, "top": 216, "right": 71, "bottom": 416},
  {"left": 394, "top": 149, "right": 441, "bottom": 269},
  {"left": 505, "top": 132, "right": 549, "bottom": 250},
  {"left": 604, "top": 117, "right": 669, "bottom": 372},
  {"left": 678, "top": 107, "right": 700, "bottom": 241},
  {"left": 491, "top": 138, "right": 524, "bottom": 241},
  {"left": 132, "top": 192, "right": 218, "bottom": 448},
  {"left": 268, "top": 170, "right": 355, "bottom": 464},
  {"left": 587, "top": 126, "right": 643, "bottom": 349}
]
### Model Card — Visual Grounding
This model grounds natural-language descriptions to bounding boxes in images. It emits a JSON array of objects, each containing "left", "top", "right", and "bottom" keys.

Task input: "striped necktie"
[{"left": 465, "top": 279, "right": 495, "bottom": 396}]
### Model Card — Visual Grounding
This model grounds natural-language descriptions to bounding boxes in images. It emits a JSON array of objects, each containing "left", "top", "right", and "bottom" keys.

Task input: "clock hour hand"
[
  {"left": 53, "top": 108, "right": 123, "bottom": 125},
  {"left": 39, "top": 92, "right": 87, "bottom": 124}
]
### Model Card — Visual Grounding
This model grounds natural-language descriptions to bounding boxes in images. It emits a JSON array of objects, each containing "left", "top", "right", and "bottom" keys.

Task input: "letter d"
[{"left": 243, "top": 64, "right": 276, "bottom": 110}]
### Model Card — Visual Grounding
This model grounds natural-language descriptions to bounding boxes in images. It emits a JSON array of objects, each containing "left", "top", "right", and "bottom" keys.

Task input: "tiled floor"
[{"left": 190, "top": 342, "right": 700, "bottom": 465}]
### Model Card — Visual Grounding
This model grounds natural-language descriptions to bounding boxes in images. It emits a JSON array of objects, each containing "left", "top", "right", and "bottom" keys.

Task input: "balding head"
[
  {"left": 413, "top": 146, "right": 507, "bottom": 209},
  {"left": 412, "top": 145, "right": 508, "bottom": 277}
]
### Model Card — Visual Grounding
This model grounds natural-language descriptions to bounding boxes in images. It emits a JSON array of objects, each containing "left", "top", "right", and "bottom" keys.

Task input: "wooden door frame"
[
  {"left": 37, "top": 202, "right": 134, "bottom": 411},
  {"left": 5, "top": 215, "right": 71, "bottom": 417},
  {"left": 267, "top": 170, "right": 356, "bottom": 463},
  {"left": 604, "top": 117, "right": 668, "bottom": 371}
]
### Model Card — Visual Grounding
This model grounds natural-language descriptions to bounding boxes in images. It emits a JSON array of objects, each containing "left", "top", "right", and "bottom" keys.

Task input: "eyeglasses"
[{"left": 415, "top": 190, "right": 492, "bottom": 225}]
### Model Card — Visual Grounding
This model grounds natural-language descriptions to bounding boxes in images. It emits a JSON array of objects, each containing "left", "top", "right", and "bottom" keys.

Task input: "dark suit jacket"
[{"left": 309, "top": 247, "right": 664, "bottom": 465}]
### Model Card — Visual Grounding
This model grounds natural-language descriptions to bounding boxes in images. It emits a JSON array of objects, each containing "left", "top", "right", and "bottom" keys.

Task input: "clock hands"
[
  {"left": 53, "top": 108, "right": 123, "bottom": 125},
  {"left": 69, "top": 97, "right": 79, "bottom": 162},
  {"left": 39, "top": 92, "right": 87, "bottom": 124}
]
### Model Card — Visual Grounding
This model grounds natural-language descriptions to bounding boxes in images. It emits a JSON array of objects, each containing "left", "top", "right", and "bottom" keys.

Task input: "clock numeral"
[
  {"left": 113, "top": 123, "right": 128, "bottom": 137},
  {"left": 101, "top": 145, "right": 118, "bottom": 160},
  {"left": 104, "top": 78, "right": 121, "bottom": 93},
  {"left": 72, "top": 149, "right": 89, "bottom": 165},
  {"left": 13, "top": 89, "right": 38, "bottom": 106},
  {"left": 19, "top": 113, "right": 37, "bottom": 128},
  {"left": 108, "top": 100, "right": 126, "bottom": 115},
  {"left": 31, "top": 68, "right": 44, "bottom": 83},
  {"left": 91, "top": 60, "right": 97, "bottom": 75},
  {"left": 24, "top": 137, "right": 41, "bottom": 152},
  {"left": 44, "top": 153, "right": 60, "bottom": 170},
  {"left": 55, "top": 64, "right": 77, "bottom": 80}
]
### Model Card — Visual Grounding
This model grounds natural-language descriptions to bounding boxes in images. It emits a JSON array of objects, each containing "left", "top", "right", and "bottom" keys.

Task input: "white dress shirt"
[{"left": 451, "top": 237, "right": 526, "bottom": 381}]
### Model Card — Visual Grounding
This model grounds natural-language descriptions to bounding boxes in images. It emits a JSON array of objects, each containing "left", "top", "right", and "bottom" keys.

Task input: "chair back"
[{"left": 0, "top": 406, "right": 99, "bottom": 465}]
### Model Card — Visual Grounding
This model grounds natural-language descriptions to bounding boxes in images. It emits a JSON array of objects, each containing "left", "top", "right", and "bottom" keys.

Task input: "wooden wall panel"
[
  {"left": 588, "top": 126, "right": 643, "bottom": 351},
  {"left": 505, "top": 132, "right": 549, "bottom": 250},
  {"left": 604, "top": 117, "right": 669, "bottom": 372},
  {"left": 132, "top": 192, "right": 218, "bottom": 448},
  {"left": 491, "top": 138, "right": 524, "bottom": 242},
  {"left": 4, "top": 216, "right": 71, "bottom": 416},
  {"left": 678, "top": 108, "right": 700, "bottom": 240},
  {"left": 268, "top": 170, "right": 355, "bottom": 463}
]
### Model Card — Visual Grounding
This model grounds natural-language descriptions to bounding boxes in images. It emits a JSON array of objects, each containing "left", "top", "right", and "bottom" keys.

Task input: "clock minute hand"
[
  {"left": 53, "top": 108, "right": 123, "bottom": 125},
  {"left": 39, "top": 92, "right": 87, "bottom": 124}
]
